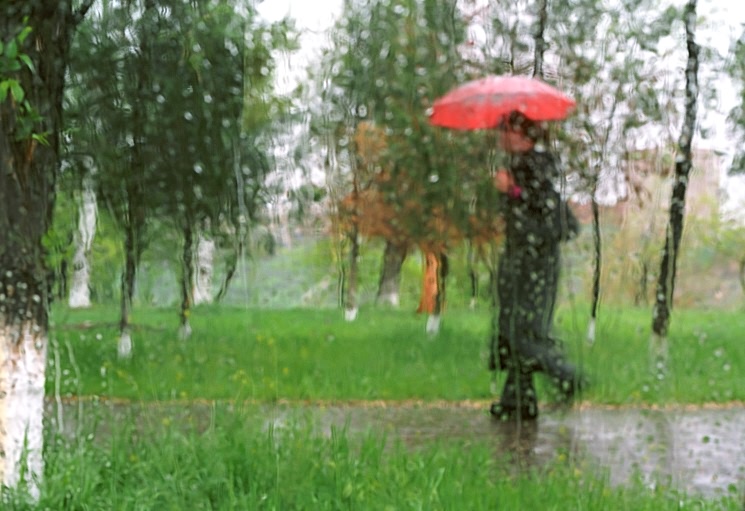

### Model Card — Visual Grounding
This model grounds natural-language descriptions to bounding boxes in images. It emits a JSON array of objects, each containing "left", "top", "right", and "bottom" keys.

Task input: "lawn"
[
  {"left": 49, "top": 303, "right": 745, "bottom": 405},
  {"left": 23, "top": 303, "right": 741, "bottom": 510}
]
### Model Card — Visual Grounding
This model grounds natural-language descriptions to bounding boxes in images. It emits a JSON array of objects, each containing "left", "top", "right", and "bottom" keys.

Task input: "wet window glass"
[{"left": 0, "top": 0, "right": 743, "bottom": 507}]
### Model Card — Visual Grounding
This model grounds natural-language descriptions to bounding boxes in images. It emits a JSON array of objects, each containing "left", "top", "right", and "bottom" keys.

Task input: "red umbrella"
[{"left": 429, "top": 75, "right": 576, "bottom": 130}]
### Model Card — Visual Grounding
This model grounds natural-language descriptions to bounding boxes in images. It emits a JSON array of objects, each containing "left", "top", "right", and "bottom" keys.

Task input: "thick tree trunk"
[
  {"left": 0, "top": 0, "right": 93, "bottom": 497},
  {"left": 69, "top": 178, "right": 97, "bottom": 308},
  {"left": 376, "top": 241, "right": 407, "bottom": 307},
  {"left": 0, "top": 323, "right": 47, "bottom": 500},
  {"left": 192, "top": 232, "right": 215, "bottom": 306},
  {"left": 652, "top": 0, "right": 699, "bottom": 342}
]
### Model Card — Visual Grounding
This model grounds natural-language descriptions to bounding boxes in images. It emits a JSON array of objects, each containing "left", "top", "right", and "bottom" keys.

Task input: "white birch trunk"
[
  {"left": 69, "top": 181, "right": 97, "bottom": 308},
  {"left": 586, "top": 317, "right": 596, "bottom": 345},
  {"left": 178, "top": 321, "right": 192, "bottom": 341},
  {"left": 0, "top": 322, "right": 47, "bottom": 500},
  {"left": 344, "top": 307, "right": 358, "bottom": 322},
  {"left": 377, "top": 291, "right": 400, "bottom": 307},
  {"left": 425, "top": 314, "right": 441, "bottom": 336},
  {"left": 118, "top": 330, "right": 133, "bottom": 360},
  {"left": 192, "top": 234, "right": 215, "bottom": 305}
]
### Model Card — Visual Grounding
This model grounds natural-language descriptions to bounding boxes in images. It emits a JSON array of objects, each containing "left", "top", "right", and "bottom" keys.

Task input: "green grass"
[
  {"left": 37, "top": 303, "right": 745, "bottom": 509},
  {"left": 5, "top": 405, "right": 740, "bottom": 510},
  {"left": 49, "top": 303, "right": 745, "bottom": 405}
]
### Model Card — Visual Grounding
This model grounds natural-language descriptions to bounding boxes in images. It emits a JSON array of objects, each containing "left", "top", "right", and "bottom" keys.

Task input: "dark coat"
[{"left": 496, "top": 149, "right": 579, "bottom": 371}]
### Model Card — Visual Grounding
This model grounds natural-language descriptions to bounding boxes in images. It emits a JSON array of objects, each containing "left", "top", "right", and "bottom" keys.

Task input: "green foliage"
[
  {"left": 0, "top": 18, "right": 44, "bottom": 142},
  {"left": 319, "top": 0, "right": 503, "bottom": 246}
]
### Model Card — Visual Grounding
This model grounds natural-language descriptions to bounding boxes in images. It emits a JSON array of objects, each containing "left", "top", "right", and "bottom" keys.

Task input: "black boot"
[
  {"left": 490, "top": 369, "right": 538, "bottom": 422},
  {"left": 526, "top": 338, "right": 586, "bottom": 403}
]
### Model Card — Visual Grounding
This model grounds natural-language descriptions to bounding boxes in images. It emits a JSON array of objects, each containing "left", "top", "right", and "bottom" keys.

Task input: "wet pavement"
[
  {"left": 49, "top": 400, "right": 745, "bottom": 499},
  {"left": 273, "top": 403, "right": 745, "bottom": 498}
]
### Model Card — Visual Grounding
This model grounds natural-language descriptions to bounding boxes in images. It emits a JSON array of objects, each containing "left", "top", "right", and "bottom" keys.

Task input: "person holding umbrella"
[
  {"left": 430, "top": 75, "right": 584, "bottom": 421},
  {"left": 488, "top": 111, "right": 583, "bottom": 421}
]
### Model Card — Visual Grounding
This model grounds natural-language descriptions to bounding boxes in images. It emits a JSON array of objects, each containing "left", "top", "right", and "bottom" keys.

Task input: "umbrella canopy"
[{"left": 429, "top": 75, "right": 576, "bottom": 130}]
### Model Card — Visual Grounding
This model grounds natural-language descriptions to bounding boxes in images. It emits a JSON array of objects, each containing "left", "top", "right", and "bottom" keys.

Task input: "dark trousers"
[{"left": 496, "top": 335, "right": 579, "bottom": 409}]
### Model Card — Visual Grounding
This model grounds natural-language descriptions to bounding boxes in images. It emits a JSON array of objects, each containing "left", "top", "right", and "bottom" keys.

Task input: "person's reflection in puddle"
[
  {"left": 490, "top": 412, "right": 578, "bottom": 477},
  {"left": 492, "top": 419, "right": 540, "bottom": 471}
]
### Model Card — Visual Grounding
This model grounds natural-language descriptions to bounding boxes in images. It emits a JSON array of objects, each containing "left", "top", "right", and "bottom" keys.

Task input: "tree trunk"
[
  {"left": 533, "top": 0, "right": 548, "bottom": 79},
  {"left": 652, "top": 0, "right": 699, "bottom": 342},
  {"left": 0, "top": 323, "right": 47, "bottom": 501},
  {"left": 192, "top": 232, "right": 215, "bottom": 306},
  {"left": 376, "top": 241, "right": 407, "bottom": 307},
  {"left": 118, "top": 217, "right": 139, "bottom": 359},
  {"left": 69, "top": 177, "right": 97, "bottom": 308},
  {"left": 418, "top": 251, "right": 448, "bottom": 335},
  {"left": 467, "top": 241, "right": 479, "bottom": 309},
  {"left": 343, "top": 227, "right": 360, "bottom": 321},
  {"left": 0, "top": 0, "right": 93, "bottom": 498},
  {"left": 215, "top": 238, "right": 241, "bottom": 303},
  {"left": 588, "top": 197, "right": 601, "bottom": 343},
  {"left": 179, "top": 223, "right": 195, "bottom": 340}
]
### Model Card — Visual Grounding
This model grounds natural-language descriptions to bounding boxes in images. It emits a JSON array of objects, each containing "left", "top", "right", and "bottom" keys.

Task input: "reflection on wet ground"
[
  {"left": 280, "top": 404, "right": 745, "bottom": 498},
  {"left": 50, "top": 401, "right": 744, "bottom": 499}
]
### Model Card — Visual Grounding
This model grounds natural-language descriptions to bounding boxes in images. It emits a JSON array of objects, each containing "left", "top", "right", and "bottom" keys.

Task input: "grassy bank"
[
  {"left": 49, "top": 303, "right": 745, "bottom": 405},
  {"left": 4, "top": 405, "right": 740, "bottom": 510}
]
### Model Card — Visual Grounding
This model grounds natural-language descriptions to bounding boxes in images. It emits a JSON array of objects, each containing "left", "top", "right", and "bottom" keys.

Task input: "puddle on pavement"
[
  {"left": 270, "top": 404, "right": 745, "bottom": 498},
  {"left": 50, "top": 401, "right": 744, "bottom": 498}
]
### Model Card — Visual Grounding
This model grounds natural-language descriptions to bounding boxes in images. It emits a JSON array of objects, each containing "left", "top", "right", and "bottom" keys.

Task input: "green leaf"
[
  {"left": 10, "top": 80, "right": 24, "bottom": 102},
  {"left": 6, "top": 40, "right": 17, "bottom": 60},
  {"left": 0, "top": 81, "right": 8, "bottom": 102},
  {"left": 19, "top": 54, "right": 34, "bottom": 72},
  {"left": 17, "top": 26, "right": 33, "bottom": 44}
]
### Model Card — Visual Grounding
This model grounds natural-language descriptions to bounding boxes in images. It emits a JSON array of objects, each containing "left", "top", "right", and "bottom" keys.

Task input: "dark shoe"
[
  {"left": 552, "top": 372, "right": 588, "bottom": 405},
  {"left": 490, "top": 401, "right": 538, "bottom": 422}
]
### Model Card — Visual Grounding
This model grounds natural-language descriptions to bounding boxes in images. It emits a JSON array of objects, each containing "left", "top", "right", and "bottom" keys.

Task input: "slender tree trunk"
[
  {"left": 588, "top": 195, "right": 601, "bottom": 343},
  {"left": 427, "top": 252, "right": 448, "bottom": 335},
  {"left": 652, "top": 0, "right": 699, "bottom": 343},
  {"left": 344, "top": 226, "right": 360, "bottom": 321},
  {"left": 467, "top": 241, "right": 479, "bottom": 309},
  {"left": 118, "top": 216, "right": 139, "bottom": 359},
  {"left": 215, "top": 239, "right": 241, "bottom": 303},
  {"left": 118, "top": 1, "right": 152, "bottom": 358},
  {"left": 69, "top": 177, "right": 97, "bottom": 308},
  {"left": 533, "top": 0, "right": 548, "bottom": 79},
  {"left": 0, "top": 1, "right": 93, "bottom": 498},
  {"left": 376, "top": 240, "right": 407, "bottom": 307},
  {"left": 418, "top": 250, "right": 448, "bottom": 335},
  {"left": 180, "top": 223, "right": 195, "bottom": 339}
]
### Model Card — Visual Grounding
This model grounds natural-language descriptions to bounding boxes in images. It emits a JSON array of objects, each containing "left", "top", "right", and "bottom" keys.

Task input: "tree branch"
[{"left": 72, "top": 0, "right": 95, "bottom": 27}]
